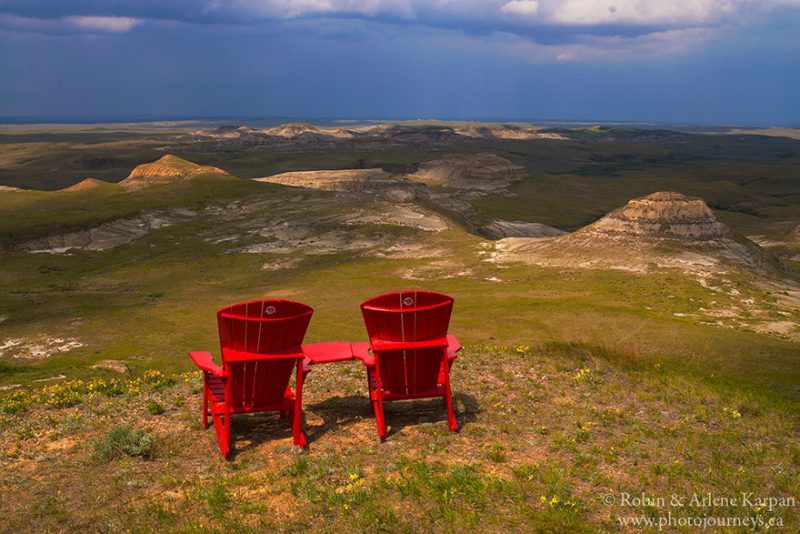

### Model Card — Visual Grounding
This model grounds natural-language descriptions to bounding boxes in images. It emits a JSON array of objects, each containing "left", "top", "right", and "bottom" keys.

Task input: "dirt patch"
[
  {"left": 261, "top": 257, "right": 303, "bottom": 271},
  {"left": 400, "top": 260, "right": 474, "bottom": 281},
  {"left": 0, "top": 337, "right": 83, "bottom": 360},
  {"left": 372, "top": 242, "right": 447, "bottom": 260},
  {"left": 91, "top": 360, "right": 131, "bottom": 374},
  {"left": 344, "top": 204, "right": 449, "bottom": 232}
]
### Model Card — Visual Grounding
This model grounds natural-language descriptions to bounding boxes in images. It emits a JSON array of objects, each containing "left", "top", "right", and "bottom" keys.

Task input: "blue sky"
[{"left": 1, "top": 1, "right": 799, "bottom": 125}]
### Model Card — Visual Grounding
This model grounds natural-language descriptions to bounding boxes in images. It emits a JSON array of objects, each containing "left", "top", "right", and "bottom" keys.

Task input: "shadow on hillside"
[
  {"left": 227, "top": 391, "right": 480, "bottom": 455},
  {"left": 381, "top": 391, "right": 481, "bottom": 440},
  {"left": 305, "top": 390, "right": 481, "bottom": 444}
]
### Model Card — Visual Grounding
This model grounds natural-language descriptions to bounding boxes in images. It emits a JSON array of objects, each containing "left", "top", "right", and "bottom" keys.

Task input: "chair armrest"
[
  {"left": 447, "top": 334, "right": 461, "bottom": 359},
  {"left": 189, "top": 351, "right": 225, "bottom": 377},
  {"left": 222, "top": 346, "right": 305, "bottom": 362},
  {"left": 371, "top": 336, "right": 449, "bottom": 352},
  {"left": 351, "top": 342, "right": 374, "bottom": 366}
]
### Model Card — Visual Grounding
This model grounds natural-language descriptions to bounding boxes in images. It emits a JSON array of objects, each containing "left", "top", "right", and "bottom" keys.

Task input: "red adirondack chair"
[
  {"left": 189, "top": 299, "right": 313, "bottom": 458},
  {"left": 356, "top": 290, "right": 460, "bottom": 441}
]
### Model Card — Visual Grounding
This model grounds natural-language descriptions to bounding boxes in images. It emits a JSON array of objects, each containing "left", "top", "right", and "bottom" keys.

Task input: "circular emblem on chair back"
[
  {"left": 361, "top": 290, "right": 454, "bottom": 342},
  {"left": 216, "top": 299, "right": 314, "bottom": 354}
]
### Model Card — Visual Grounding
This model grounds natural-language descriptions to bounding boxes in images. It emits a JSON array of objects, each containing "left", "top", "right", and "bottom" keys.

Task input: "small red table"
[{"left": 302, "top": 341, "right": 369, "bottom": 368}]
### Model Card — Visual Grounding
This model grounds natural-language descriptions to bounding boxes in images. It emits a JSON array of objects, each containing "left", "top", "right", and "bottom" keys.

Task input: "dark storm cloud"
[{"left": 0, "top": 1, "right": 798, "bottom": 124}]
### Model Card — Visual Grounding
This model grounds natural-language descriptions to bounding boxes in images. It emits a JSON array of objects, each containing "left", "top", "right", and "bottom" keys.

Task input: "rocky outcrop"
[
  {"left": 413, "top": 153, "right": 526, "bottom": 192},
  {"left": 119, "top": 155, "right": 230, "bottom": 190},
  {"left": 571, "top": 192, "right": 731, "bottom": 242},
  {"left": 21, "top": 209, "right": 196, "bottom": 253}
]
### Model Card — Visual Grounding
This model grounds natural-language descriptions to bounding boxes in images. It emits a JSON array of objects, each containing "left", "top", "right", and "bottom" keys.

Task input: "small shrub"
[
  {"left": 0, "top": 390, "right": 31, "bottom": 414},
  {"left": 41, "top": 383, "right": 84, "bottom": 408},
  {"left": 95, "top": 427, "right": 154, "bottom": 460},
  {"left": 146, "top": 400, "right": 165, "bottom": 415},
  {"left": 144, "top": 370, "right": 178, "bottom": 391},
  {"left": 488, "top": 444, "right": 507, "bottom": 463}
]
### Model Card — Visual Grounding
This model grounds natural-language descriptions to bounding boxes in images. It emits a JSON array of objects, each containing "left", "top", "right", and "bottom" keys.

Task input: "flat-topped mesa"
[
  {"left": 576, "top": 191, "right": 731, "bottom": 241},
  {"left": 255, "top": 168, "right": 389, "bottom": 190},
  {"left": 413, "top": 153, "right": 526, "bottom": 192},
  {"left": 119, "top": 155, "right": 230, "bottom": 190}
]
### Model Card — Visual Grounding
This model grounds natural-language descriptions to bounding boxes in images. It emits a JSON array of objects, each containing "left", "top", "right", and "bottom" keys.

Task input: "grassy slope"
[
  {"left": 1, "top": 180, "right": 797, "bottom": 396},
  {"left": 1, "top": 346, "right": 798, "bottom": 532}
]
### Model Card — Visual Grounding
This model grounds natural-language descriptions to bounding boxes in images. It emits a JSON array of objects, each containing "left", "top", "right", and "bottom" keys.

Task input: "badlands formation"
[
  {"left": 118, "top": 155, "right": 231, "bottom": 190},
  {"left": 493, "top": 192, "right": 771, "bottom": 275}
]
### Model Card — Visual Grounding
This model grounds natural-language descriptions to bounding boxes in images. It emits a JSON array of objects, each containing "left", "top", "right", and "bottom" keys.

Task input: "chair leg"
[
  {"left": 444, "top": 385, "right": 458, "bottom": 433},
  {"left": 292, "top": 361, "right": 307, "bottom": 448},
  {"left": 213, "top": 409, "right": 231, "bottom": 459},
  {"left": 366, "top": 367, "right": 387, "bottom": 441},
  {"left": 375, "top": 395, "right": 387, "bottom": 442},
  {"left": 442, "top": 353, "right": 458, "bottom": 433},
  {"left": 202, "top": 376, "right": 209, "bottom": 430}
]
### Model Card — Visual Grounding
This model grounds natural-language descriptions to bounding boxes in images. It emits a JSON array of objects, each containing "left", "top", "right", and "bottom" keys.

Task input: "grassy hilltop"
[{"left": 0, "top": 123, "right": 798, "bottom": 531}]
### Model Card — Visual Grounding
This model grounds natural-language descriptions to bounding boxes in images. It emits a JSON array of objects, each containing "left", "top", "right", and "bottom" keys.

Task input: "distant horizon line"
[{"left": 0, "top": 115, "right": 798, "bottom": 130}]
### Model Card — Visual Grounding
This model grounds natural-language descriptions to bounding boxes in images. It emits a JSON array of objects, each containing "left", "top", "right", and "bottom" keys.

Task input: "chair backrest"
[
  {"left": 361, "top": 291, "right": 453, "bottom": 395},
  {"left": 217, "top": 299, "right": 313, "bottom": 409}
]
